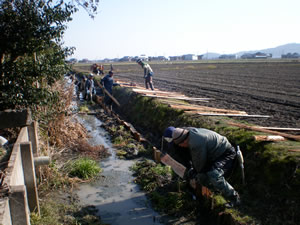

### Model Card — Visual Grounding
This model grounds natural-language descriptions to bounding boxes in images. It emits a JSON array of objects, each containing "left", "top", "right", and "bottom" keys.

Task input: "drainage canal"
[{"left": 75, "top": 114, "right": 164, "bottom": 225}]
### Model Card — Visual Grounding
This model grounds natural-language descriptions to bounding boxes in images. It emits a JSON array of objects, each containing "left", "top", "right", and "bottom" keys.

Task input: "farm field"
[{"left": 110, "top": 61, "right": 300, "bottom": 129}]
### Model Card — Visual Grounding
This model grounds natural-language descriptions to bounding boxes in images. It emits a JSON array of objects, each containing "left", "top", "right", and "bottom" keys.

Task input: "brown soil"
[{"left": 113, "top": 61, "right": 300, "bottom": 129}]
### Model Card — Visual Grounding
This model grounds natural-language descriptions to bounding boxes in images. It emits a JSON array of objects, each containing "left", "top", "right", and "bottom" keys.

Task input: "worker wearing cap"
[
  {"left": 136, "top": 59, "right": 154, "bottom": 90},
  {"left": 100, "top": 71, "right": 119, "bottom": 107},
  {"left": 163, "top": 126, "right": 240, "bottom": 207},
  {"left": 85, "top": 73, "right": 95, "bottom": 101}
]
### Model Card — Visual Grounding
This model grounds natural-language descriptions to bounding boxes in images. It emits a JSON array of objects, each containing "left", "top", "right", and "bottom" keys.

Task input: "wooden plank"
[
  {"left": 195, "top": 113, "right": 270, "bottom": 118},
  {"left": 132, "top": 88, "right": 184, "bottom": 96},
  {"left": 288, "top": 149, "right": 300, "bottom": 152},
  {"left": 254, "top": 135, "right": 285, "bottom": 141},
  {"left": 254, "top": 127, "right": 300, "bottom": 132},
  {"left": 0, "top": 109, "right": 32, "bottom": 129},
  {"left": 171, "top": 104, "right": 247, "bottom": 114},
  {"left": 160, "top": 154, "right": 186, "bottom": 178},
  {"left": 95, "top": 80, "right": 120, "bottom": 107},
  {"left": 228, "top": 122, "right": 300, "bottom": 142},
  {"left": 141, "top": 94, "right": 211, "bottom": 102}
]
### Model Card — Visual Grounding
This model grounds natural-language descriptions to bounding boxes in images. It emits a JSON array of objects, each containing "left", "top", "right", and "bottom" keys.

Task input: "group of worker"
[
  {"left": 76, "top": 59, "right": 154, "bottom": 104},
  {"left": 75, "top": 73, "right": 96, "bottom": 101},
  {"left": 76, "top": 60, "right": 241, "bottom": 207}
]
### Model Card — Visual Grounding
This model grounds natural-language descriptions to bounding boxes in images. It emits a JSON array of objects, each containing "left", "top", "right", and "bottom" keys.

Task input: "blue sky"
[{"left": 63, "top": 0, "right": 300, "bottom": 60}]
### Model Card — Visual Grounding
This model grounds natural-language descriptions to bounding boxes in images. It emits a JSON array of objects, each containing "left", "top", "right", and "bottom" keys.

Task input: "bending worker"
[
  {"left": 136, "top": 59, "right": 154, "bottom": 90},
  {"left": 100, "top": 71, "right": 119, "bottom": 108},
  {"left": 163, "top": 126, "right": 241, "bottom": 207}
]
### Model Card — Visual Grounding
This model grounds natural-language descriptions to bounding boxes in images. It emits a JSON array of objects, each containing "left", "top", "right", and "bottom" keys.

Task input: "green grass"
[{"left": 67, "top": 158, "right": 102, "bottom": 180}]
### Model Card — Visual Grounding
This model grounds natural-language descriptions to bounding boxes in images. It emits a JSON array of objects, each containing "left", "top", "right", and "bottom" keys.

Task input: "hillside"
[{"left": 236, "top": 43, "right": 300, "bottom": 58}]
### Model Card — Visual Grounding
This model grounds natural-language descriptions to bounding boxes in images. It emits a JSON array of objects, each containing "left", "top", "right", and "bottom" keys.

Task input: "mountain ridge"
[{"left": 203, "top": 43, "right": 300, "bottom": 59}]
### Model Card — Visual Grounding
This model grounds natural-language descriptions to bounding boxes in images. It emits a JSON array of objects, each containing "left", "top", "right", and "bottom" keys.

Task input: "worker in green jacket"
[
  {"left": 163, "top": 126, "right": 241, "bottom": 207},
  {"left": 136, "top": 58, "right": 154, "bottom": 90}
]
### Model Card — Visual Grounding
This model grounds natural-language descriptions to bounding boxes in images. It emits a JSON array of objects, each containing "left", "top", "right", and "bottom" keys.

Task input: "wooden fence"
[{"left": 0, "top": 110, "right": 49, "bottom": 225}]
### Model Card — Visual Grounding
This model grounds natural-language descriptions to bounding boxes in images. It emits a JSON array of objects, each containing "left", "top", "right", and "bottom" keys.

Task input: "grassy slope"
[{"left": 112, "top": 87, "right": 300, "bottom": 225}]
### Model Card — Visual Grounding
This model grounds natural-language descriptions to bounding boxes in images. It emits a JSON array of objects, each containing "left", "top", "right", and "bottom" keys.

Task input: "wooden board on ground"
[
  {"left": 160, "top": 154, "right": 186, "bottom": 178},
  {"left": 228, "top": 122, "right": 300, "bottom": 142},
  {"left": 141, "top": 94, "right": 212, "bottom": 102},
  {"left": 132, "top": 88, "right": 185, "bottom": 96},
  {"left": 171, "top": 104, "right": 247, "bottom": 114},
  {"left": 194, "top": 113, "right": 270, "bottom": 118},
  {"left": 254, "top": 127, "right": 300, "bottom": 132},
  {"left": 254, "top": 135, "right": 285, "bottom": 142},
  {"left": 288, "top": 149, "right": 300, "bottom": 152}
]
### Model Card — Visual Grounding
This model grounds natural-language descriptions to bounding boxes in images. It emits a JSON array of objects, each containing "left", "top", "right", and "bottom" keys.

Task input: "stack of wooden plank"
[{"left": 125, "top": 87, "right": 269, "bottom": 118}]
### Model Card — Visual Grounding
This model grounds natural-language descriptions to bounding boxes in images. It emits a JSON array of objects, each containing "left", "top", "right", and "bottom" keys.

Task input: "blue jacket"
[{"left": 101, "top": 74, "right": 118, "bottom": 94}]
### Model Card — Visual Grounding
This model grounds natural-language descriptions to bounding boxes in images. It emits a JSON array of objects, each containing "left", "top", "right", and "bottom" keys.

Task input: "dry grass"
[{"left": 43, "top": 80, "right": 109, "bottom": 160}]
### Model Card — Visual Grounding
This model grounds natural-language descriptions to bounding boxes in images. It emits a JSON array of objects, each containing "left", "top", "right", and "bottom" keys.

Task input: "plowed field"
[{"left": 114, "top": 61, "right": 300, "bottom": 129}]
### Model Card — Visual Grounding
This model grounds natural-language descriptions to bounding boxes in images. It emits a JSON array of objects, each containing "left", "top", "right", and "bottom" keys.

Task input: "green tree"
[{"left": 0, "top": 0, "right": 99, "bottom": 110}]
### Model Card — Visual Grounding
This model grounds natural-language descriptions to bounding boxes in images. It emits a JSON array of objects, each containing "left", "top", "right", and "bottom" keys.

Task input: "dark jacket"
[
  {"left": 100, "top": 74, "right": 118, "bottom": 94},
  {"left": 186, "top": 127, "right": 232, "bottom": 173}
]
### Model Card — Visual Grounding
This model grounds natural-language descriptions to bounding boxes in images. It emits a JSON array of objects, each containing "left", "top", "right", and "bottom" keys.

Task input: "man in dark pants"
[
  {"left": 100, "top": 71, "right": 119, "bottom": 109},
  {"left": 163, "top": 126, "right": 241, "bottom": 207},
  {"left": 136, "top": 59, "right": 154, "bottom": 90}
]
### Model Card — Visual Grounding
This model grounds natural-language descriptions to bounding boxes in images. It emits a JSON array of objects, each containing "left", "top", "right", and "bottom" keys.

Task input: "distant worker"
[
  {"left": 75, "top": 76, "right": 86, "bottom": 99},
  {"left": 99, "top": 64, "right": 104, "bottom": 75},
  {"left": 163, "top": 126, "right": 241, "bottom": 207},
  {"left": 85, "top": 73, "right": 95, "bottom": 101},
  {"left": 91, "top": 63, "right": 98, "bottom": 74},
  {"left": 91, "top": 63, "right": 104, "bottom": 75},
  {"left": 136, "top": 59, "right": 154, "bottom": 90},
  {"left": 79, "top": 76, "right": 87, "bottom": 100},
  {"left": 100, "top": 71, "right": 120, "bottom": 108}
]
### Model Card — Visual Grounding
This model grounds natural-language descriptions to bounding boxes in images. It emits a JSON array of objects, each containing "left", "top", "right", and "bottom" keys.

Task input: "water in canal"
[{"left": 75, "top": 114, "right": 165, "bottom": 225}]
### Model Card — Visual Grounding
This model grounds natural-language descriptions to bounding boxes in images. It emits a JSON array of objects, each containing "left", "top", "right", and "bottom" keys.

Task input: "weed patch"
[{"left": 66, "top": 158, "right": 102, "bottom": 180}]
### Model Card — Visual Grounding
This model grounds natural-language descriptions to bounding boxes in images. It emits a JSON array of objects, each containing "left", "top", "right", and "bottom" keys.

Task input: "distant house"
[
  {"left": 79, "top": 58, "right": 89, "bottom": 63},
  {"left": 182, "top": 54, "right": 197, "bottom": 60},
  {"left": 281, "top": 52, "right": 300, "bottom": 58},
  {"left": 219, "top": 54, "right": 236, "bottom": 59},
  {"left": 198, "top": 55, "right": 204, "bottom": 60},
  {"left": 241, "top": 52, "right": 272, "bottom": 59},
  {"left": 254, "top": 52, "right": 272, "bottom": 59},
  {"left": 169, "top": 56, "right": 182, "bottom": 61},
  {"left": 149, "top": 56, "right": 169, "bottom": 61},
  {"left": 67, "top": 58, "right": 78, "bottom": 64},
  {"left": 138, "top": 54, "right": 149, "bottom": 61},
  {"left": 119, "top": 56, "right": 132, "bottom": 62}
]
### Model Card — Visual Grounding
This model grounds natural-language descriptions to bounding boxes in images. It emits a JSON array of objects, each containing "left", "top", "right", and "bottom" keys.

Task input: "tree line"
[{"left": 0, "top": 0, "right": 99, "bottom": 111}]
